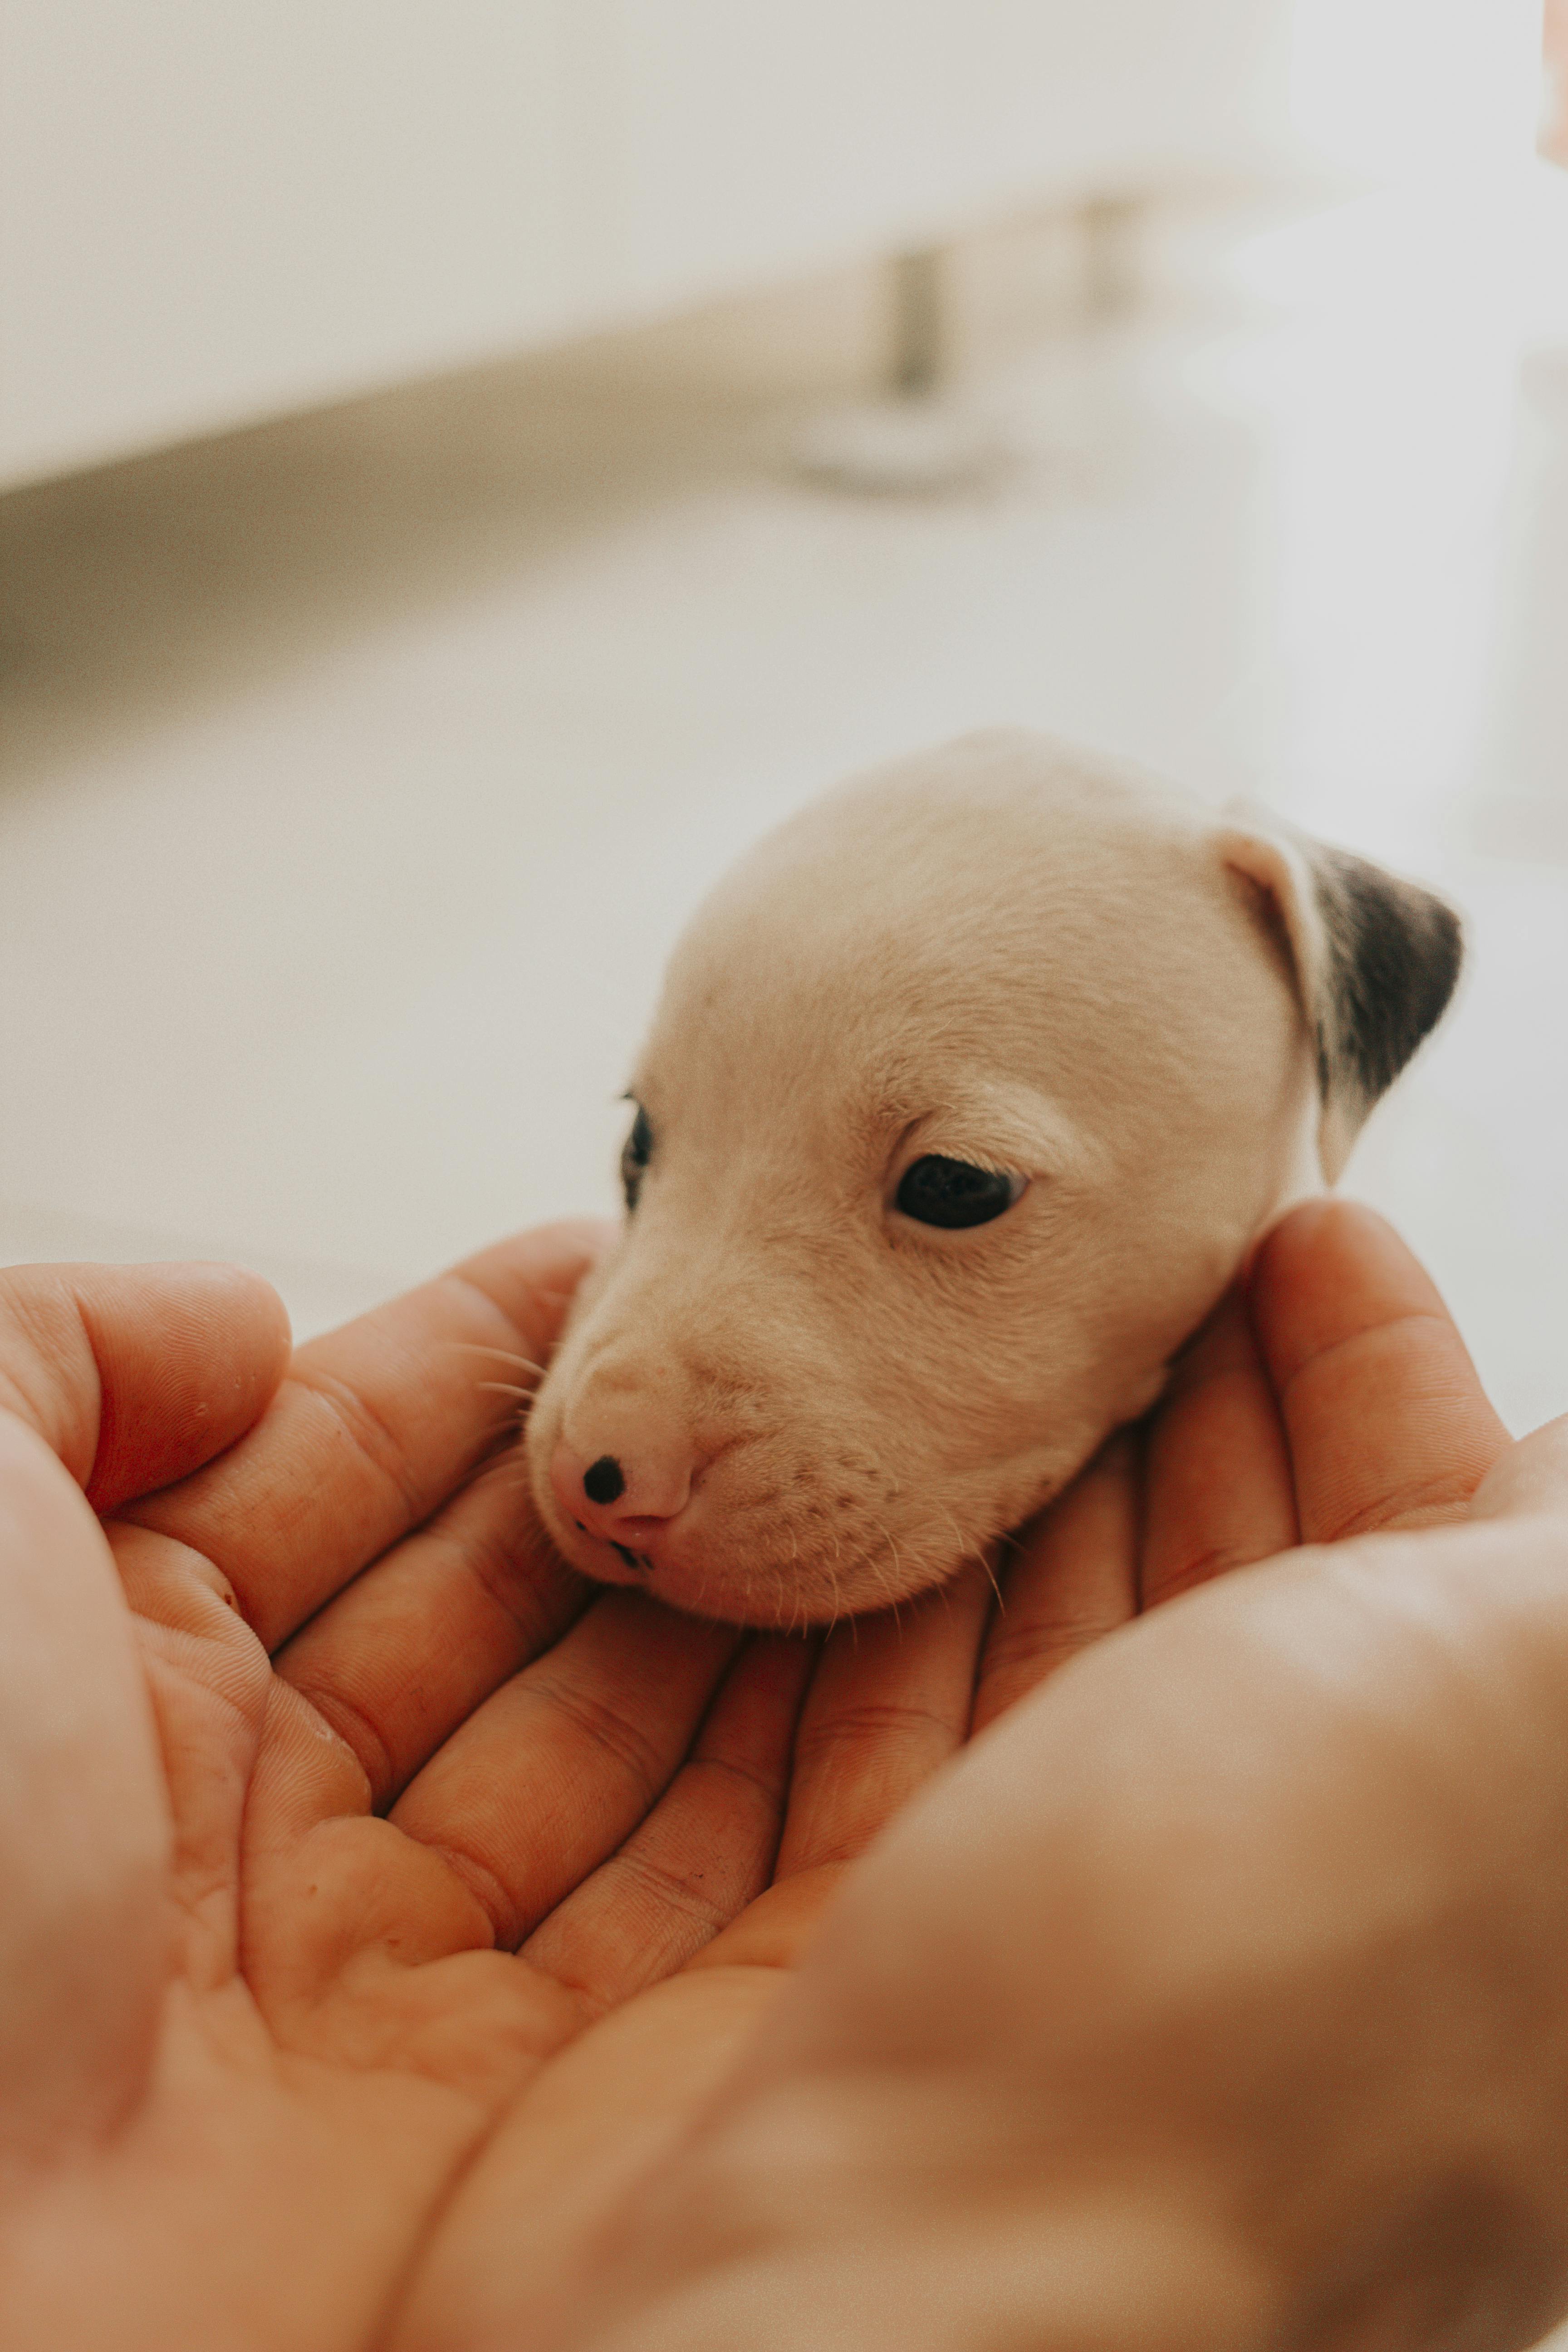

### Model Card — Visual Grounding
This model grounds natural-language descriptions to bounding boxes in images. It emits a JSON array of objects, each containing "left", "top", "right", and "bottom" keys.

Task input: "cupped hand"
[
  {"left": 0, "top": 1201, "right": 1523, "bottom": 2352},
  {"left": 0, "top": 1220, "right": 1052, "bottom": 2352},
  {"left": 550, "top": 1204, "right": 1568, "bottom": 2352},
  {"left": 390, "top": 1198, "right": 1519, "bottom": 2352}
]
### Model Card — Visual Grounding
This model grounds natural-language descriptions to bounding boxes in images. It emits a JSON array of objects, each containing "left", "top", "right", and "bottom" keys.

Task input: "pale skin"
[{"left": 1, "top": 1202, "right": 1564, "bottom": 2352}]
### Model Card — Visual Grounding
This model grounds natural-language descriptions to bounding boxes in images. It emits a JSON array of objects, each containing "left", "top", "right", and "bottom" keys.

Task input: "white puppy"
[{"left": 527, "top": 730, "right": 1460, "bottom": 1626}]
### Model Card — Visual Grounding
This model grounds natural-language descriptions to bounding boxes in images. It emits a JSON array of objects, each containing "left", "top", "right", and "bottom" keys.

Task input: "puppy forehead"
[{"left": 643, "top": 741, "right": 1225, "bottom": 1107}]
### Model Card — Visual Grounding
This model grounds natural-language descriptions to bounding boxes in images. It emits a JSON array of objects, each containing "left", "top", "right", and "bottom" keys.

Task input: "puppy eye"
[
  {"left": 621, "top": 1104, "right": 653, "bottom": 1210},
  {"left": 895, "top": 1155, "right": 1026, "bottom": 1230}
]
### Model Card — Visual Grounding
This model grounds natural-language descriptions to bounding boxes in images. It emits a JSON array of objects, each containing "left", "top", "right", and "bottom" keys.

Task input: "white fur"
[{"left": 526, "top": 731, "right": 1434, "bottom": 1626}]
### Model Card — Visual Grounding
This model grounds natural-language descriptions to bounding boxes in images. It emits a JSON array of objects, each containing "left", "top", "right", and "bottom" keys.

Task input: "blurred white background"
[
  {"left": 1, "top": 0, "right": 1565, "bottom": 1476},
  {"left": 0, "top": 0, "right": 1292, "bottom": 485}
]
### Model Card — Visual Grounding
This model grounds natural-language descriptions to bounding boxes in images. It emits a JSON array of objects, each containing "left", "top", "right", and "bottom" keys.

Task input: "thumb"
[
  {"left": 0, "top": 1413, "right": 169, "bottom": 2177},
  {"left": 1469, "top": 1416, "right": 1568, "bottom": 1527}
]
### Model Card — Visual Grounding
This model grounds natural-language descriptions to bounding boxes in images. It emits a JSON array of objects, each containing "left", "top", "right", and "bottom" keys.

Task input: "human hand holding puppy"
[
  {"left": 7, "top": 1203, "right": 1567, "bottom": 2352},
  {"left": 407, "top": 1200, "right": 1560, "bottom": 2352},
  {"left": 0, "top": 1217, "right": 1150, "bottom": 2352}
]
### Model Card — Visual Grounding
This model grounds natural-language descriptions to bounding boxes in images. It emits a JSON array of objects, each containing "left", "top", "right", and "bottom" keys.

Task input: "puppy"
[{"left": 527, "top": 730, "right": 1460, "bottom": 1627}]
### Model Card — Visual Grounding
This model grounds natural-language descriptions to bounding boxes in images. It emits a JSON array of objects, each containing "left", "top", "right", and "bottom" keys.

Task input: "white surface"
[
  {"left": 0, "top": 0, "right": 1293, "bottom": 485},
  {"left": 3, "top": 167, "right": 1568, "bottom": 1465}
]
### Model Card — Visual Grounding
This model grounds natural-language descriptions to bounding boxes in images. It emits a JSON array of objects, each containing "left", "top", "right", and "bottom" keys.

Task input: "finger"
[
  {"left": 0, "top": 1261, "right": 290, "bottom": 1509},
  {"left": 520, "top": 1634, "right": 815, "bottom": 2013},
  {"left": 775, "top": 1562, "right": 991, "bottom": 1877},
  {"left": 1139, "top": 1285, "right": 1297, "bottom": 1612},
  {"left": 107, "top": 1520, "right": 271, "bottom": 1992},
  {"left": 678, "top": 1867, "right": 843, "bottom": 1974},
  {"left": 127, "top": 1220, "right": 612, "bottom": 1651},
  {"left": 0, "top": 1413, "right": 169, "bottom": 2158},
  {"left": 971, "top": 1432, "right": 1138, "bottom": 1735},
  {"left": 390, "top": 1592, "right": 740, "bottom": 1950},
  {"left": 1471, "top": 1416, "right": 1568, "bottom": 1526},
  {"left": 1252, "top": 1200, "right": 1510, "bottom": 1541},
  {"left": 275, "top": 1453, "right": 588, "bottom": 1812}
]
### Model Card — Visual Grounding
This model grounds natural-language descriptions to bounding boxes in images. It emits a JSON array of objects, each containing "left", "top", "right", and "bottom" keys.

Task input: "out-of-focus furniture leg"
[
  {"left": 790, "top": 240, "right": 1014, "bottom": 494},
  {"left": 790, "top": 187, "right": 1153, "bottom": 496},
  {"left": 889, "top": 245, "right": 947, "bottom": 396}
]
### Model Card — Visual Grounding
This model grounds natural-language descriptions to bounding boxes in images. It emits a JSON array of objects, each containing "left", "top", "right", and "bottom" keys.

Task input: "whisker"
[
  {"left": 821, "top": 1513, "right": 848, "bottom": 1629},
  {"left": 443, "top": 1341, "right": 550, "bottom": 1380},
  {"left": 782, "top": 1531, "right": 801, "bottom": 1639},
  {"left": 886, "top": 1531, "right": 905, "bottom": 1607},
  {"left": 865, "top": 1517, "right": 907, "bottom": 1634},
  {"left": 939, "top": 1507, "right": 1002, "bottom": 1612}
]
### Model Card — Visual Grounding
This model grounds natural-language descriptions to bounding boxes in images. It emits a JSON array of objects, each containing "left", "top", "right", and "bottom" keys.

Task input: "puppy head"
[{"left": 528, "top": 732, "right": 1460, "bottom": 1625}]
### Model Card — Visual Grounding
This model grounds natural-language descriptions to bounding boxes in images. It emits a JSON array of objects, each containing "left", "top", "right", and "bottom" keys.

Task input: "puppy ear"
[{"left": 1217, "top": 819, "right": 1463, "bottom": 1181}]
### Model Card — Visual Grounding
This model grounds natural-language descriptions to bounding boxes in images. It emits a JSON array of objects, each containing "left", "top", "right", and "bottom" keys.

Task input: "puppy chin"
[{"left": 531, "top": 1502, "right": 870, "bottom": 1627}]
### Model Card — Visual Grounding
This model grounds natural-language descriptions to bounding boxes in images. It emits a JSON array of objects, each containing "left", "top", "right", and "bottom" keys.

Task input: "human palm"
[{"left": 0, "top": 1203, "right": 1510, "bottom": 2351}]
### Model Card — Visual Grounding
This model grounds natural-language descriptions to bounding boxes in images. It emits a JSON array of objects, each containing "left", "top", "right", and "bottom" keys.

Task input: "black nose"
[{"left": 583, "top": 1455, "right": 625, "bottom": 1505}]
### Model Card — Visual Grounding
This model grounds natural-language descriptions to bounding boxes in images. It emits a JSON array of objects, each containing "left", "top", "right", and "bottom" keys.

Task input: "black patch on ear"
[{"left": 1311, "top": 848, "right": 1463, "bottom": 1112}]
